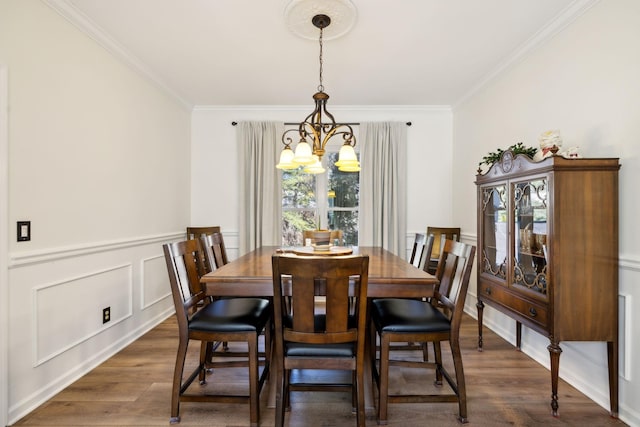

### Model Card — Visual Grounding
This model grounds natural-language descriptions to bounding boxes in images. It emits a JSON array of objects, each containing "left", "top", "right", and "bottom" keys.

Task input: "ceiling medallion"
[{"left": 284, "top": 0, "right": 357, "bottom": 41}]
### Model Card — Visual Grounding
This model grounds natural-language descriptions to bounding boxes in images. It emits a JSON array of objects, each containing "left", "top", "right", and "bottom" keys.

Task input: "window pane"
[
  {"left": 327, "top": 152, "right": 359, "bottom": 245},
  {"left": 327, "top": 153, "right": 359, "bottom": 208},
  {"left": 282, "top": 168, "right": 316, "bottom": 208},
  {"left": 282, "top": 210, "right": 316, "bottom": 246},
  {"left": 281, "top": 150, "right": 360, "bottom": 247},
  {"left": 328, "top": 210, "right": 359, "bottom": 245}
]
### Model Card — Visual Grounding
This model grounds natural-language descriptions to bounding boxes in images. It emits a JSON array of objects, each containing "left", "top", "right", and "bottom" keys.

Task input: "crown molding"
[
  {"left": 43, "top": 0, "right": 193, "bottom": 110},
  {"left": 453, "top": 0, "right": 600, "bottom": 110},
  {"left": 192, "top": 104, "right": 452, "bottom": 113}
]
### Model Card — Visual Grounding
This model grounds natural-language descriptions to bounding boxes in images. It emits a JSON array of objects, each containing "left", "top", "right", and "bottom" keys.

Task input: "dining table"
[{"left": 200, "top": 245, "right": 439, "bottom": 410}]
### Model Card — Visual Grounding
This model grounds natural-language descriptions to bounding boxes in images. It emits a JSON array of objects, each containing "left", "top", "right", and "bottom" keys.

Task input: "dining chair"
[
  {"left": 200, "top": 231, "right": 270, "bottom": 355},
  {"left": 409, "top": 232, "right": 435, "bottom": 269},
  {"left": 425, "top": 226, "right": 461, "bottom": 274},
  {"left": 408, "top": 233, "right": 426, "bottom": 267},
  {"left": 395, "top": 233, "right": 435, "bottom": 353},
  {"left": 163, "top": 239, "right": 271, "bottom": 426},
  {"left": 370, "top": 239, "right": 476, "bottom": 424},
  {"left": 186, "top": 226, "right": 222, "bottom": 268},
  {"left": 186, "top": 225, "right": 221, "bottom": 240},
  {"left": 200, "top": 231, "right": 229, "bottom": 272},
  {"left": 271, "top": 254, "right": 370, "bottom": 427}
]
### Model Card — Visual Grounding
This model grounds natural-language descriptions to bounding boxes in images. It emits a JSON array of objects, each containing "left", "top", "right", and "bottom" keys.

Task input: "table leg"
[{"left": 607, "top": 340, "right": 618, "bottom": 417}]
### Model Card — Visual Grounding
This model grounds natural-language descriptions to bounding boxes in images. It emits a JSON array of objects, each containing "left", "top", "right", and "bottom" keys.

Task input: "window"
[{"left": 281, "top": 141, "right": 360, "bottom": 246}]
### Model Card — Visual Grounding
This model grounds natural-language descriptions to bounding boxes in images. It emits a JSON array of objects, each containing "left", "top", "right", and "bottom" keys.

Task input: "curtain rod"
[{"left": 231, "top": 121, "right": 412, "bottom": 126}]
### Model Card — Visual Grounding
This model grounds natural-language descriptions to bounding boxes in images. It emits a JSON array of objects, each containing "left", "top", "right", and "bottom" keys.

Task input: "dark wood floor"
[{"left": 12, "top": 314, "right": 625, "bottom": 427}]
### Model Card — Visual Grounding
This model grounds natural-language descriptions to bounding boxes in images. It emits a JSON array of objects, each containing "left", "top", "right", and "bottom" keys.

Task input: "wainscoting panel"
[
  {"left": 222, "top": 231, "right": 240, "bottom": 261},
  {"left": 32, "top": 264, "right": 133, "bottom": 366},
  {"left": 141, "top": 254, "right": 171, "bottom": 310}
]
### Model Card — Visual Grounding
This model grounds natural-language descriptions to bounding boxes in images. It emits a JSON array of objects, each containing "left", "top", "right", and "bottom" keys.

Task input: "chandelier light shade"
[
  {"left": 277, "top": 13, "right": 360, "bottom": 174},
  {"left": 303, "top": 155, "right": 326, "bottom": 174}
]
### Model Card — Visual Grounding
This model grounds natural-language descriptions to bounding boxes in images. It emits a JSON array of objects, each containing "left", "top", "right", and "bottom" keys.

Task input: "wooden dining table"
[
  {"left": 201, "top": 245, "right": 437, "bottom": 298},
  {"left": 200, "top": 245, "right": 438, "bottom": 410}
]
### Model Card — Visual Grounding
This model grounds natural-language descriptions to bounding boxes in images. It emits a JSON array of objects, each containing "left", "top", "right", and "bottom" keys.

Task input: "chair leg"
[
  {"left": 356, "top": 363, "right": 366, "bottom": 427},
  {"left": 284, "top": 369, "right": 291, "bottom": 411},
  {"left": 248, "top": 336, "right": 260, "bottom": 427},
  {"left": 264, "top": 318, "right": 273, "bottom": 368},
  {"left": 199, "top": 341, "right": 210, "bottom": 384},
  {"left": 370, "top": 318, "right": 380, "bottom": 405},
  {"left": 421, "top": 341, "right": 429, "bottom": 361},
  {"left": 275, "top": 363, "right": 285, "bottom": 427},
  {"left": 377, "top": 333, "right": 390, "bottom": 425},
  {"left": 450, "top": 339, "right": 468, "bottom": 423},
  {"left": 170, "top": 338, "right": 189, "bottom": 423},
  {"left": 351, "top": 371, "right": 357, "bottom": 413},
  {"left": 433, "top": 341, "right": 443, "bottom": 386}
]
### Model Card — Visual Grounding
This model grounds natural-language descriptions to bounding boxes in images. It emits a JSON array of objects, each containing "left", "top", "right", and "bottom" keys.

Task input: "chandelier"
[{"left": 276, "top": 14, "right": 360, "bottom": 174}]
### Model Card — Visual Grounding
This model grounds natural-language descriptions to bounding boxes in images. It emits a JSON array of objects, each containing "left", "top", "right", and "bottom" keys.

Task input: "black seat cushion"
[
  {"left": 282, "top": 314, "right": 358, "bottom": 358},
  {"left": 189, "top": 298, "right": 270, "bottom": 333},
  {"left": 371, "top": 298, "right": 450, "bottom": 333},
  {"left": 285, "top": 342, "right": 355, "bottom": 358}
]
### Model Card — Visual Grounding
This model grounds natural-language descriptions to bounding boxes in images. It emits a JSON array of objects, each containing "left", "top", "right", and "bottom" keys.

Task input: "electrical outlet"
[{"left": 103, "top": 307, "right": 111, "bottom": 324}]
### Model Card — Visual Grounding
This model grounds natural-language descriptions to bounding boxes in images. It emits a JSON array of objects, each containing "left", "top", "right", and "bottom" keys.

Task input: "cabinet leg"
[
  {"left": 476, "top": 300, "right": 484, "bottom": 351},
  {"left": 547, "top": 340, "right": 562, "bottom": 417},
  {"left": 607, "top": 340, "right": 619, "bottom": 417},
  {"left": 516, "top": 321, "right": 522, "bottom": 351}
]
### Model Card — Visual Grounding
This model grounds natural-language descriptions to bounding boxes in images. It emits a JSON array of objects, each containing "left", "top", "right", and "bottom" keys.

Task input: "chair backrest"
[
  {"left": 432, "top": 239, "right": 476, "bottom": 329},
  {"left": 271, "top": 254, "right": 369, "bottom": 346},
  {"left": 409, "top": 233, "right": 426, "bottom": 267},
  {"left": 427, "top": 227, "right": 461, "bottom": 261},
  {"left": 186, "top": 226, "right": 221, "bottom": 240},
  {"left": 409, "top": 233, "right": 435, "bottom": 269},
  {"left": 163, "top": 239, "right": 209, "bottom": 329},
  {"left": 200, "top": 232, "right": 229, "bottom": 273}
]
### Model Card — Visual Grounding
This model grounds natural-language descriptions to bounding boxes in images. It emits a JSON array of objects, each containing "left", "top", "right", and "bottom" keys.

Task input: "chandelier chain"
[{"left": 318, "top": 27, "right": 324, "bottom": 92}]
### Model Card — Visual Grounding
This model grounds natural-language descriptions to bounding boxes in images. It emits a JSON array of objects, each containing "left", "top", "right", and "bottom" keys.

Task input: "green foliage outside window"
[
  {"left": 327, "top": 152, "right": 359, "bottom": 245},
  {"left": 281, "top": 152, "right": 360, "bottom": 246}
]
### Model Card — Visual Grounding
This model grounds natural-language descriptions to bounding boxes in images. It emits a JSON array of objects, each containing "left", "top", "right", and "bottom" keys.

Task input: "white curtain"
[
  {"left": 359, "top": 122, "right": 407, "bottom": 255},
  {"left": 237, "top": 121, "right": 283, "bottom": 255}
]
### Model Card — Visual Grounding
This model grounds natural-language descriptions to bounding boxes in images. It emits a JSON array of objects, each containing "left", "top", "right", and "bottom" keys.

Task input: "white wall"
[
  {"left": 191, "top": 105, "right": 454, "bottom": 260},
  {"left": 3, "top": 0, "right": 636, "bottom": 425},
  {"left": 0, "top": 1, "right": 191, "bottom": 423},
  {"left": 1, "top": 65, "right": 10, "bottom": 427},
  {"left": 452, "top": 1, "right": 640, "bottom": 425}
]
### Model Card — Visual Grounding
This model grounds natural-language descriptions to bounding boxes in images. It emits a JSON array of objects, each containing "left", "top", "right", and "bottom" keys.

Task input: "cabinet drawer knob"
[
  {"left": 485, "top": 287, "right": 492, "bottom": 295},
  {"left": 528, "top": 307, "right": 537, "bottom": 317}
]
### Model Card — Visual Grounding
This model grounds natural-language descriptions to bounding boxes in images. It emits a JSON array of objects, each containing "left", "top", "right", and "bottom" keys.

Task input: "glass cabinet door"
[
  {"left": 480, "top": 184, "right": 508, "bottom": 281},
  {"left": 513, "top": 178, "right": 548, "bottom": 297}
]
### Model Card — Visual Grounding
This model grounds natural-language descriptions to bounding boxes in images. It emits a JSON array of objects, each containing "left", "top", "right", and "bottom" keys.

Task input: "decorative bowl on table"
[{"left": 310, "top": 230, "right": 332, "bottom": 251}]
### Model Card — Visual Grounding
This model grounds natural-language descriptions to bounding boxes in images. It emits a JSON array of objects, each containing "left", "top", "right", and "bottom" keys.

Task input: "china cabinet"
[{"left": 475, "top": 150, "right": 620, "bottom": 417}]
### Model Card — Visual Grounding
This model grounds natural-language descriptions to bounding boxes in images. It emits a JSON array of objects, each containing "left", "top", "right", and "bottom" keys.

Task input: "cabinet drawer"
[{"left": 479, "top": 282, "right": 548, "bottom": 329}]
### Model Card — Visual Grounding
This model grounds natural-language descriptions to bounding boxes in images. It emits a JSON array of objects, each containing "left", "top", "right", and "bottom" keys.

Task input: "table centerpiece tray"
[{"left": 290, "top": 246, "right": 353, "bottom": 256}]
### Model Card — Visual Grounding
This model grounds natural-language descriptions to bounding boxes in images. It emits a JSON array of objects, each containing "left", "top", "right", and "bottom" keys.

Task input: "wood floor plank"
[{"left": 11, "top": 314, "right": 626, "bottom": 426}]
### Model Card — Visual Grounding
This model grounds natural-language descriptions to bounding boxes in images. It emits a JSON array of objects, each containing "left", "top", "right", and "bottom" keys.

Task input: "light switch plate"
[{"left": 17, "top": 221, "right": 30, "bottom": 241}]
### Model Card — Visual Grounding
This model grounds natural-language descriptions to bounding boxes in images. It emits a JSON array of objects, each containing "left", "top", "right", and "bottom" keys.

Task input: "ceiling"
[{"left": 47, "top": 0, "right": 591, "bottom": 108}]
